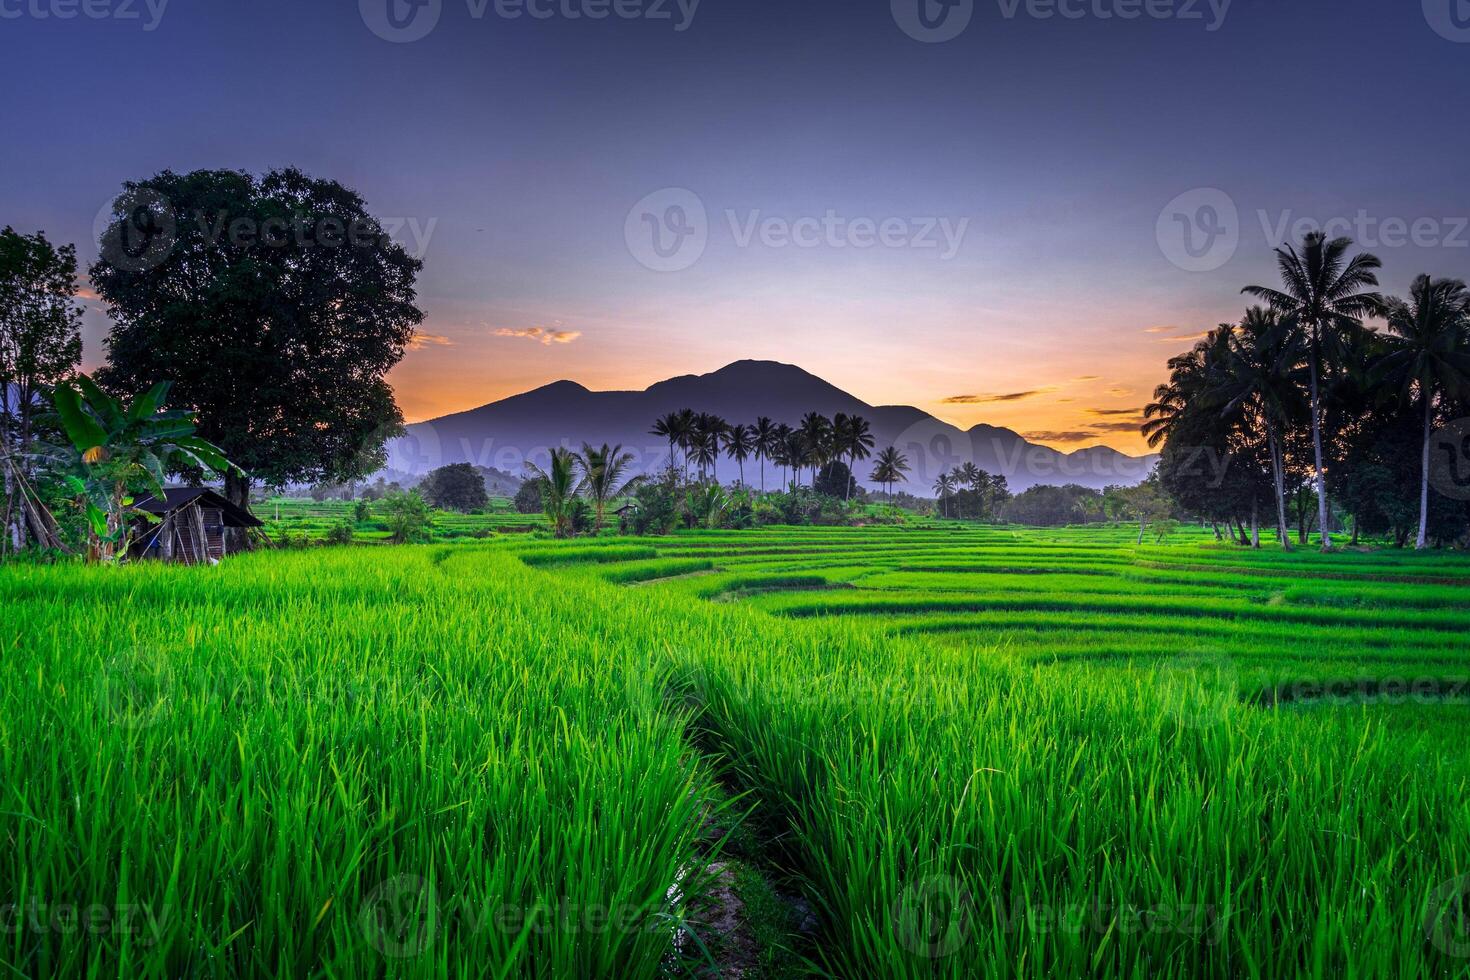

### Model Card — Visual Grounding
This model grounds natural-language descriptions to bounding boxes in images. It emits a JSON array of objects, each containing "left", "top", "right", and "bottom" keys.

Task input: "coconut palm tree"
[
  {"left": 649, "top": 412, "right": 682, "bottom": 475},
  {"left": 782, "top": 430, "right": 805, "bottom": 489},
  {"left": 870, "top": 446, "right": 910, "bottom": 513},
  {"left": 956, "top": 461, "right": 982, "bottom": 492},
  {"left": 752, "top": 416, "right": 777, "bottom": 492},
  {"left": 574, "top": 442, "right": 643, "bottom": 532},
  {"left": 525, "top": 447, "right": 581, "bottom": 538},
  {"left": 1375, "top": 275, "right": 1470, "bottom": 549},
  {"left": 722, "top": 424, "right": 756, "bottom": 487},
  {"left": 933, "top": 470, "right": 957, "bottom": 518},
  {"left": 833, "top": 413, "right": 875, "bottom": 502},
  {"left": 1244, "top": 232, "right": 1384, "bottom": 550},
  {"left": 673, "top": 408, "right": 696, "bottom": 481},
  {"left": 798, "top": 412, "right": 832, "bottom": 486},
  {"left": 691, "top": 413, "right": 726, "bottom": 483},
  {"left": 1216, "top": 307, "right": 1307, "bottom": 549}
]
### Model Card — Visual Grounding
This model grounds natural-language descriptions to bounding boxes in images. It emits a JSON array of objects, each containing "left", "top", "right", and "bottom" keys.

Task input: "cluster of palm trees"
[
  {"left": 1144, "top": 231, "right": 1470, "bottom": 551},
  {"left": 649, "top": 410, "right": 881, "bottom": 498},
  {"left": 931, "top": 462, "right": 1009, "bottom": 519},
  {"left": 525, "top": 443, "right": 641, "bottom": 537}
]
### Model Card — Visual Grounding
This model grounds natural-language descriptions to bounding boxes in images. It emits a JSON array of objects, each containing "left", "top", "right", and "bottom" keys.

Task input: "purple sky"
[{"left": 4, "top": 0, "right": 1469, "bottom": 450}]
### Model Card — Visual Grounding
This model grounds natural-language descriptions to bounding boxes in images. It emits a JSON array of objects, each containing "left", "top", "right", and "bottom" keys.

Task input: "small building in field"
[{"left": 131, "top": 488, "right": 262, "bottom": 564}]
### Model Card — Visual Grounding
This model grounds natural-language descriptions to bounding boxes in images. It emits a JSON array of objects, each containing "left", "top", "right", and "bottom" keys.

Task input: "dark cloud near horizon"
[{"left": 943, "top": 388, "right": 1057, "bottom": 405}]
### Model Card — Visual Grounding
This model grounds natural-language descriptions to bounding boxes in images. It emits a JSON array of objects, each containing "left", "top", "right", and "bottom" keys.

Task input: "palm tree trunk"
[
  {"left": 1306, "top": 343, "right": 1333, "bottom": 551},
  {"left": 759, "top": 456, "right": 765, "bottom": 493},
  {"left": 1267, "top": 426, "right": 1291, "bottom": 550},
  {"left": 1417, "top": 392, "right": 1433, "bottom": 550}
]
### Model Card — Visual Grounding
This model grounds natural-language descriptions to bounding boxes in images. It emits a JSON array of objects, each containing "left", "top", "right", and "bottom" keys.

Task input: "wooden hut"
[{"left": 131, "top": 489, "right": 262, "bottom": 564}]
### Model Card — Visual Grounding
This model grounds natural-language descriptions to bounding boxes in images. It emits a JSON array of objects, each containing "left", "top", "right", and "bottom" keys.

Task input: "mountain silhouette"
[{"left": 386, "top": 360, "right": 1156, "bottom": 492}]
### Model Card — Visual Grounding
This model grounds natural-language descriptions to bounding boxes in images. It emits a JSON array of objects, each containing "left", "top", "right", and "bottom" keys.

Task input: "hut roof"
[{"left": 132, "top": 488, "right": 263, "bottom": 527}]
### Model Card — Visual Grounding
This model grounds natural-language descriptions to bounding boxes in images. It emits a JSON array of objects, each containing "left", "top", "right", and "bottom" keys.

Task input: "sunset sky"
[{"left": 6, "top": 0, "right": 1470, "bottom": 455}]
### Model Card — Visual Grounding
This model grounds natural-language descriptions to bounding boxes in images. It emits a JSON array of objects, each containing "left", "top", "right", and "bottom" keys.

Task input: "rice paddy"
[{"left": 4, "top": 524, "right": 1470, "bottom": 977}]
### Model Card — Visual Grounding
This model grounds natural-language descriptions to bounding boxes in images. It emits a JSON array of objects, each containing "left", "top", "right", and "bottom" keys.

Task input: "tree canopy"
[{"left": 91, "top": 169, "right": 424, "bottom": 512}]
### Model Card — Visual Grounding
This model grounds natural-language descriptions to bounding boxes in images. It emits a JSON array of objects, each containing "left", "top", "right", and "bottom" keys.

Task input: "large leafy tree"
[
  {"left": 0, "top": 227, "right": 84, "bottom": 549},
  {"left": 91, "top": 169, "right": 424, "bottom": 515},
  {"left": 1375, "top": 275, "right": 1470, "bottom": 549},
  {"left": 418, "top": 463, "right": 489, "bottom": 513},
  {"left": 1244, "top": 232, "right": 1383, "bottom": 550}
]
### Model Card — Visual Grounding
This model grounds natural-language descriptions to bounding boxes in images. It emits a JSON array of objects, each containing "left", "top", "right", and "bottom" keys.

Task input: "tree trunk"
[
  {"left": 1267, "top": 426, "right": 1291, "bottom": 550},
  {"left": 1417, "top": 393, "right": 1433, "bottom": 550},
  {"left": 224, "top": 469, "right": 253, "bottom": 552},
  {"left": 1250, "top": 496, "right": 1260, "bottom": 549},
  {"left": 1211, "top": 522, "right": 1222, "bottom": 541},
  {"left": 1307, "top": 342, "right": 1333, "bottom": 551},
  {"left": 1137, "top": 517, "right": 1146, "bottom": 546}
]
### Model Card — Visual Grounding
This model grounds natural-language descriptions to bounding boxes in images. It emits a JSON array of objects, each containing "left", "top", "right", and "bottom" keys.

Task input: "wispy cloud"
[
  {"left": 1024, "top": 430, "right": 1097, "bottom": 444},
  {"left": 942, "top": 386, "right": 1059, "bottom": 405},
  {"left": 1086, "top": 420, "right": 1146, "bottom": 433},
  {"left": 407, "top": 332, "right": 455, "bottom": 351},
  {"left": 1142, "top": 325, "right": 1177, "bottom": 334},
  {"left": 1156, "top": 331, "right": 1208, "bottom": 343},
  {"left": 1073, "top": 375, "right": 1101, "bottom": 382},
  {"left": 494, "top": 326, "right": 582, "bottom": 346},
  {"left": 1086, "top": 407, "right": 1143, "bottom": 417}
]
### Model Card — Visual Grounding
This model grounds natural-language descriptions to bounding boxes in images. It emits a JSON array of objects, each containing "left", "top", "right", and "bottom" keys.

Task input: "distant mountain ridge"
[{"left": 386, "top": 360, "right": 1157, "bottom": 493}]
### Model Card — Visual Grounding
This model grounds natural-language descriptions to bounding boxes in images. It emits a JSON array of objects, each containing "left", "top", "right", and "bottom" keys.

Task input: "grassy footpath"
[{"left": 4, "top": 526, "right": 1470, "bottom": 977}]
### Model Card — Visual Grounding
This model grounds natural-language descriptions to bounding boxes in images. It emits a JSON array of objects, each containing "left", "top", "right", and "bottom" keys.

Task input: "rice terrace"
[
  {"left": 5, "top": 522, "right": 1470, "bottom": 976},
  {"left": 7, "top": 1, "right": 1470, "bottom": 978}
]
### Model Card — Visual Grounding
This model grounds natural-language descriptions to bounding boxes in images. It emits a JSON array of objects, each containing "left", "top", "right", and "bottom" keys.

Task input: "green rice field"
[
  {"left": 260, "top": 496, "right": 546, "bottom": 542},
  {"left": 4, "top": 524, "right": 1470, "bottom": 977}
]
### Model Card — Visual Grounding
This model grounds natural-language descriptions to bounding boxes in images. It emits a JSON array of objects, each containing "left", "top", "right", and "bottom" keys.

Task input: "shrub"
[{"left": 379, "top": 490, "right": 434, "bottom": 544}]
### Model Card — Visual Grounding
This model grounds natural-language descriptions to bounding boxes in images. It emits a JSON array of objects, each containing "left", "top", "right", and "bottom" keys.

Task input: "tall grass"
[{"left": 5, "top": 525, "right": 1470, "bottom": 977}]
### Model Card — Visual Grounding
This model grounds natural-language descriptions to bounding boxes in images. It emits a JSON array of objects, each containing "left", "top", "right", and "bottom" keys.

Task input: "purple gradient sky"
[{"left": 4, "top": 0, "right": 1469, "bottom": 451}]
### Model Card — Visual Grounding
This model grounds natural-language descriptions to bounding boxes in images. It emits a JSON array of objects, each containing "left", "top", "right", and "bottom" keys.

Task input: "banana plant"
[{"left": 49, "top": 374, "right": 235, "bottom": 561}]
